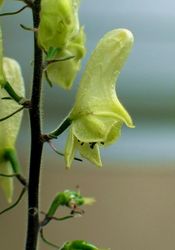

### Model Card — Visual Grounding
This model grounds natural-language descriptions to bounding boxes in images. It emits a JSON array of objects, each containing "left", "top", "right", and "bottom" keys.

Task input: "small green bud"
[
  {"left": 60, "top": 240, "right": 109, "bottom": 250},
  {"left": 38, "top": 0, "right": 80, "bottom": 51},
  {"left": 47, "top": 189, "right": 94, "bottom": 218}
]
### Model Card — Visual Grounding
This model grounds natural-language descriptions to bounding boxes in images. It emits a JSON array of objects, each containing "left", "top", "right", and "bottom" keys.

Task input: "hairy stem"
[{"left": 25, "top": 1, "right": 43, "bottom": 250}]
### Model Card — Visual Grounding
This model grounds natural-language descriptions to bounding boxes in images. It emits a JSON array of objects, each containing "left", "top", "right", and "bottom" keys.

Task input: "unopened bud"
[{"left": 60, "top": 240, "right": 109, "bottom": 250}]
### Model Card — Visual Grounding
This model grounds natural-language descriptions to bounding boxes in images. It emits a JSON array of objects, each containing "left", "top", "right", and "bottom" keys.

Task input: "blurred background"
[{"left": 1, "top": 0, "right": 175, "bottom": 249}]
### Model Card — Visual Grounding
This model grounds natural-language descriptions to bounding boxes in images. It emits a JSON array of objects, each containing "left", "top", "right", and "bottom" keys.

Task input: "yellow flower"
[
  {"left": 0, "top": 57, "right": 25, "bottom": 202},
  {"left": 65, "top": 29, "right": 134, "bottom": 167},
  {"left": 38, "top": 0, "right": 86, "bottom": 89},
  {"left": 46, "top": 27, "right": 86, "bottom": 89},
  {"left": 38, "top": 0, "right": 80, "bottom": 51}
]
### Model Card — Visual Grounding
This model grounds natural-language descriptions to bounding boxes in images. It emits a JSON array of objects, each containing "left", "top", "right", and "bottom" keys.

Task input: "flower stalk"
[{"left": 25, "top": 0, "right": 43, "bottom": 249}]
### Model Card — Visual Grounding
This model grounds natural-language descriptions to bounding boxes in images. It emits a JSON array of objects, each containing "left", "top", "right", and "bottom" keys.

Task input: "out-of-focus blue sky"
[{"left": 1, "top": 0, "right": 175, "bottom": 166}]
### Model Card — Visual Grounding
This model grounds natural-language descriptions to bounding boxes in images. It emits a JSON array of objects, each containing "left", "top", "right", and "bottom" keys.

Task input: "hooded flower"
[
  {"left": 38, "top": 0, "right": 80, "bottom": 51},
  {"left": 64, "top": 29, "right": 134, "bottom": 168},
  {"left": 46, "top": 27, "right": 86, "bottom": 89},
  {"left": 38, "top": 0, "right": 86, "bottom": 89},
  {"left": 0, "top": 57, "right": 25, "bottom": 202}
]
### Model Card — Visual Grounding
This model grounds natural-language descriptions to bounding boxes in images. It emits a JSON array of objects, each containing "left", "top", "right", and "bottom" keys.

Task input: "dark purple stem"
[{"left": 25, "top": 1, "right": 43, "bottom": 249}]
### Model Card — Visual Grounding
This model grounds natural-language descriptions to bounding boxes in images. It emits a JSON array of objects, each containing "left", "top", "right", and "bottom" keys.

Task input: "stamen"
[{"left": 89, "top": 142, "right": 96, "bottom": 149}]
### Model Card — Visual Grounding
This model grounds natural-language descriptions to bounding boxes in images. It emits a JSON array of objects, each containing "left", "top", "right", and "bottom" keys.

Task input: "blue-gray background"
[{"left": 1, "top": 0, "right": 175, "bottom": 166}]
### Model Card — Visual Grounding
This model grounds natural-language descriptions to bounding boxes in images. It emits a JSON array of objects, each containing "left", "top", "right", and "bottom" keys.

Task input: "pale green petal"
[
  {"left": 72, "top": 115, "right": 108, "bottom": 142},
  {"left": 71, "top": 29, "right": 134, "bottom": 127},
  {"left": 76, "top": 141, "right": 102, "bottom": 167},
  {"left": 65, "top": 127, "right": 102, "bottom": 167},
  {"left": 105, "top": 121, "right": 122, "bottom": 145},
  {"left": 47, "top": 27, "right": 86, "bottom": 89},
  {"left": 0, "top": 161, "right": 13, "bottom": 203},
  {"left": 94, "top": 103, "right": 134, "bottom": 128},
  {"left": 0, "top": 58, "right": 25, "bottom": 148},
  {"left": 47, "top": 55, "right": 80, "bottom": 89},
  {"left": 65, "top": 128, "right": 76, "bottom": 168},
  {"left": 38, "top": 0, "right": 80, "bottom": 50},
  {"left": 72, "top": 114, "right": 121, "bottom": 143}
]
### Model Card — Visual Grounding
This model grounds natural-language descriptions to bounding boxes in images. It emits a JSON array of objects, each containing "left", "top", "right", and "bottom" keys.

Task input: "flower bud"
[
  {"left": 60, "top": 240, "right": 109, "bottom": 250},
  {"left": 47, "top": 189, "right": 94, "bottom": 218}
]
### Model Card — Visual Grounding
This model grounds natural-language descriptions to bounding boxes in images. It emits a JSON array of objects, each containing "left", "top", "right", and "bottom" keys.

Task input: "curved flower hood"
[{"left": 65, "top": 29, "right": 134, "bottom": 167}]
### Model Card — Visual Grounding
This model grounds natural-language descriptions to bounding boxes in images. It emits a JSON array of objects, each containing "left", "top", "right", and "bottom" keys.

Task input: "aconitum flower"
[
  {"left": 46, "top": 27, "right": 86, "bottom": 89},
  {"left": 64, "top": 29, "right": 134, "bottom": 168},
  {"left": 38, "top": 0, "right": 80, "bottom": 51},
  {"left": 38, "top": 0, "right": 86, "bottom": 89},
  {"left": 0, "top": 57, "right": 25, "bottom": 202}
]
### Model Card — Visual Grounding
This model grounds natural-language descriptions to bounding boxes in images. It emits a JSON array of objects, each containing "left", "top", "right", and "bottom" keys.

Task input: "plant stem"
[
  {"left": 25, "top": 1, "right": 43, "bottom": 249},
  {"left": 48, "top": 117, "right": 72, "bottom": 139}
]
